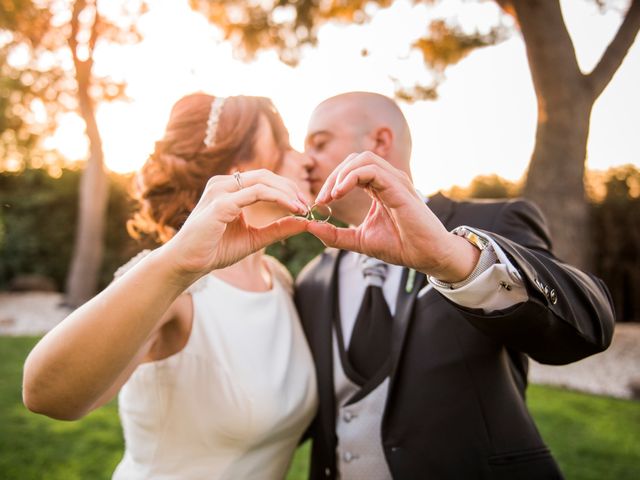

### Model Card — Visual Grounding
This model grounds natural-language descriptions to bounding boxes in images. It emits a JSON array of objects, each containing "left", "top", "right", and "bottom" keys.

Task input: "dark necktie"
[{"left": 347, "top": 256, "right": 392, "bottom": 382}]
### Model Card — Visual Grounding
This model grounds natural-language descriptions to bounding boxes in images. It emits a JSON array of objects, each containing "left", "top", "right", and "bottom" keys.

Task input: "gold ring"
[
  {"left": 233, "top": 171, "right": 243, "bottom": 190},
  {"left": 308, "top": 203, "right": 332, "bottom": 223}
]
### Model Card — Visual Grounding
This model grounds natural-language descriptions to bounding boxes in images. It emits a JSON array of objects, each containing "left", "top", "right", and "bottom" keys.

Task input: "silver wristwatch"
[{"left": 428, "top": 226, "right": 497, "bottom": 290}]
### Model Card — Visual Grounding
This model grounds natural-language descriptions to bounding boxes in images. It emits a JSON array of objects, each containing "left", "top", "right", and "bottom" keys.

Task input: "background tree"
[
  {"left": 192, "top": 0, "right": 640, "bottom": 268},
  {"left": 0, "top": 0, "right": 144, "bottom": 306}
]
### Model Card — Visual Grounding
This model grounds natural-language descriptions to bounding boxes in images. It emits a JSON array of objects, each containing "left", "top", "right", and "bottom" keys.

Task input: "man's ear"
[{"left": 370, "top": 126, "right": 393, "bottom": 158}]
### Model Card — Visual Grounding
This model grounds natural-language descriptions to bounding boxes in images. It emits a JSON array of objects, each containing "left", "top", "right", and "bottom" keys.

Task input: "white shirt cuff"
[{"left": 428, "top": 227, "right": 528, "bottom": 312}]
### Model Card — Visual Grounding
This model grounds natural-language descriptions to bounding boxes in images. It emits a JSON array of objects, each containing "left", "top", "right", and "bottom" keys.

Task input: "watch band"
[{"left": 428, "top": 227, "right": 497, "bottom": 290}]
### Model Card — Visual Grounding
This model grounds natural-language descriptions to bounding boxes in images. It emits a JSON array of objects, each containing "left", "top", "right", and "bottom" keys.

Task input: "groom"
[{"left": 295, "top": 92, "right": 615, "bottom": 479}]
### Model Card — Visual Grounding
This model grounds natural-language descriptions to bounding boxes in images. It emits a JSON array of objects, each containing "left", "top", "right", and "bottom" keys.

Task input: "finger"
[
  {"left": 214, "top": 184, "right": 306, "bottom": 223},
  {"left": 332, "top": 152, "right": 403, "bottom": 196},
  {"left": 204, "top": 170, "right": 307, "bottom": 209},
  {"left": 251, "top": 216, "right": 309, "bottom": 249},
  {"left": 315, "top": 153, "right": 360, "bottom": 204},
  {"left": 241, "top": 169, "right": 309, "bottom": 206},
  {"left": 306, "top": 221, "right": 362, "bottom": 253},
  {"left": 330, "top": 165, "right": 387, "bottom": 201}
]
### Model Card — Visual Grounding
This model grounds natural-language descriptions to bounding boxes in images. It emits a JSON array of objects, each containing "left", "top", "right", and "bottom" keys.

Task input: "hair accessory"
[
  {"left": 233, "top": 171, "right": 244, "bottom": 190},
  {"left": 203, "top": 97, "right": 227, "bottom": 147}
]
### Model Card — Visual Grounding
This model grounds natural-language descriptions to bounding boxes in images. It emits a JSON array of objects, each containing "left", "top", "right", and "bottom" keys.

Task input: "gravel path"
[
  {"left": 529, "top": 323, "right": 640, "bottom": 400},
  {"left": 0, "top": 292, "right": 72, "bottom": 335},
  {"left": 1, "top": 292, "right": 638, "bottom": 400}
]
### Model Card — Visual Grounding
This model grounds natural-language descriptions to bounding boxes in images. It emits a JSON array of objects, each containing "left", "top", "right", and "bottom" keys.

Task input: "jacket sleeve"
[{"left": 447, "top": 199, "right": 615, "bottom": 365}]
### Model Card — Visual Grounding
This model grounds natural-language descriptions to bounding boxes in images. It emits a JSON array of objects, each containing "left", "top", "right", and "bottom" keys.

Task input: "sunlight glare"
[{"left": 46, "top": 0, "right": 638, "bottom": 194}]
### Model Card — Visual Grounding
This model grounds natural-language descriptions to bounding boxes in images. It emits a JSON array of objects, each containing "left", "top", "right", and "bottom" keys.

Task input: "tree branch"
[
  {"left": 88, "top": 0, "right": 100, "bottom": 57},
  {"left": 69, "top": 0, "right": 84, "bottom": 65},
  {"left": 588, "top": 0, "right": 640, "bottom": 99},
  {"left": 510, "top": 0, "right": 583, "bottom": 97}
]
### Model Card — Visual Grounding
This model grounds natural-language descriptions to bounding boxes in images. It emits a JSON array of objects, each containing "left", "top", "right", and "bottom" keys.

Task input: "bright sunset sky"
[{"left": 51, "top": 0, "right": 640, "bottom": 195}]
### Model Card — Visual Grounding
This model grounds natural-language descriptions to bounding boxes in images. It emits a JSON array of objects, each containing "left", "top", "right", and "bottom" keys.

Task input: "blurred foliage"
[
  {"left": 0, "top": 168, "right": 142, "bottom": 291},
  {"left": 190, "top": 0, "right": 510, "bottom": 99},
  {"left": 267, "top": 232, "right": 326, "bottom": 278},
  {"left": 446, "top": 173, "right": 521, "bottom": 200},
  {"left": 0, "top": 0, "right": 145, "bottom": 171},
  {"left": 190, "top": 0, "right": 637, "bottom": 107},
  {"left": 1, "top": 165, "right": 638, "bottom": 320},
  {"left": 591, "top": 165, "right": 640, "bottom": 323}
]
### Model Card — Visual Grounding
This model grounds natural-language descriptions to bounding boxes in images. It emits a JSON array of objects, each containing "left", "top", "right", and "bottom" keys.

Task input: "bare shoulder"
[{"left": 263, "top": 255, "right": 293, "bottom": 295}]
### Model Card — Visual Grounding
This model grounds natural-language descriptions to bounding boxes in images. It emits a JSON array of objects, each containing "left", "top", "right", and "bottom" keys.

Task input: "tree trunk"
[
  {"left": 523, "top": 99, "right": 593, "bottom": 268},
  {"left": 64, "top": 92, "right": 108, "bottom": 306},
  {"left": 64, "top": 17, "right": 109, "bottom": 307},
  {"left": 508, "top": 0, "right": 640, "bottom": 270},
  {"left": 507, "top": 0, "right": 592, "bottom": 268},
  {"left": 64, "top": 0, "right": 109, "bottom": 307}
]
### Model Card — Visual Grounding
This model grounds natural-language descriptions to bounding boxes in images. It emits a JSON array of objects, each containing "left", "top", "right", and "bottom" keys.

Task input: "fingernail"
[
  {"left": 296, "top": 200, "right": 308, "bottom": 213},
  {"left": 290, "top": 200, "right": 302, "bottom": 212}
]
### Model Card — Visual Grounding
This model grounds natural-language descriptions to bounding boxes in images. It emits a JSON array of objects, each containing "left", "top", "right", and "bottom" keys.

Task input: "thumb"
[
  {"left": 307, "top": 222, "right": 361, "bottom": 253},
  {"left": 251, "top": 216, "right": 309, "bottom": 249}
]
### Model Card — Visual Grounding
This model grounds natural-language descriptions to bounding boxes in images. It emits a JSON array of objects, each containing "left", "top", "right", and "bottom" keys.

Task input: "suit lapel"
[
  {"left": 311, "top": 249, "right": 342, "bottom": 453},
  {"left": 387, "top": 193, "right": 456, "bottom": 388},
  {"left": 389, "top": 267, "right": 426, "bottom": 378}
]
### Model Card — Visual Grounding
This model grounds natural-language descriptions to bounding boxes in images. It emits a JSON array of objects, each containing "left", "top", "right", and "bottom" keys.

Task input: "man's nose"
[{"left": 300, "top": 151, "right": 315, "bottom": 170}]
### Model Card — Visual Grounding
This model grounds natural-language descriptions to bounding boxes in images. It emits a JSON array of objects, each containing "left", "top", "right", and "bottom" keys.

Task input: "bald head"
[
  {"left": 305, "top": 91, "right": 414, "bottom": 224},
  {"left": 312, "top": 91, "right": 412, "bottom": 169}
]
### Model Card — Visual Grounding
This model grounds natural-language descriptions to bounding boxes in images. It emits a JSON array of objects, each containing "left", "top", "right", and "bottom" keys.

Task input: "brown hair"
[{"left": 128, "top": 93, "right": 290, "bottom": 243}]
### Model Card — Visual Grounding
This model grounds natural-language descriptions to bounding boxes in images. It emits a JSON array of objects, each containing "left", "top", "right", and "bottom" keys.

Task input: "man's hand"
[{"left": 309, "top": 151, "right": 480, "bottom": 282}]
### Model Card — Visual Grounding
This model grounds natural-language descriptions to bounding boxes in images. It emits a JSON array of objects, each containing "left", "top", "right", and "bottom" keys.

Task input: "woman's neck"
[
  {"left": 208, "top": 203, "right": 280, "bottom": 292},
  {"left": 211, "top": 250, "right": 272, "bottom": 292}
]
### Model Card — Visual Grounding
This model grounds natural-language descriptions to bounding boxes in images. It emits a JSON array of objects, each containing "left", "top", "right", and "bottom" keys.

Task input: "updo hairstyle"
[{"left": 127, "top": 93, "right": 290, "bottom": 243}]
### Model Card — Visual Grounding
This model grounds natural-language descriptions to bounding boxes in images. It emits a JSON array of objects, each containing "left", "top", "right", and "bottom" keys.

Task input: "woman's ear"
[{"left": 370, "top": 126, "right": 393, "bottom": 158}]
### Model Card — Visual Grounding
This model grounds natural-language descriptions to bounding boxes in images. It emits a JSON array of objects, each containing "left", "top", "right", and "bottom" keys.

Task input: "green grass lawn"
[{"left": 2, "top": 336, "right": 638, "bottom": 479}]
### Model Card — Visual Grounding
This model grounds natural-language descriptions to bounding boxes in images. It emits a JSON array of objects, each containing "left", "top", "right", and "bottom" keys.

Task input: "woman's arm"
[
  {"left": 22, "top": 247, "right": 196, "bottom": 420},
  {"left": 23, "top": 170, "right": 309, "bottom": 420}
]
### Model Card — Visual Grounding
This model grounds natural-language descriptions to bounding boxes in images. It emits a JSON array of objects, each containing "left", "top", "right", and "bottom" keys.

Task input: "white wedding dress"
[{"left": 112, "top": 253, "right": 318, "bottom": 480}]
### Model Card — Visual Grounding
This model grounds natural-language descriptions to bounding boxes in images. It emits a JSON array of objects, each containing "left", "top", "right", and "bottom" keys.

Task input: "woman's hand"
[{"left": 161, "top": 169, "right": 310, "bottom": 279}]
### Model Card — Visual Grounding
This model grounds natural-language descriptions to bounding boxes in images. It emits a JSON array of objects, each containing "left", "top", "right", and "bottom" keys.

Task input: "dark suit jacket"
[{"left": 294, "top": 193, "right": 615, "bottom": 480}]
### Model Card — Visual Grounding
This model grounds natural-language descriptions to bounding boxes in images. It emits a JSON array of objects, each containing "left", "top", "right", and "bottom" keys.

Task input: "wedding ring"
[
  {"left": 233, "top": 171, "right": 243, "bottom": 190},
  {"left": 308, "top": 203, "right": 332, "bottom": 223},
  {"left": 292, "top": 203, "right": 332, "bottom": 223}
]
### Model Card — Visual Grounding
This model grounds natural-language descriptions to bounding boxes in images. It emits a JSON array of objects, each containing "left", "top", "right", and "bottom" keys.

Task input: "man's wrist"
[
  {"left": 426, "top": 233, "right": 481, "bottom": 283},
  {"left": 428, "top": 227, "right": 496, "bottom": 287},
  {"left": 429, "top": 245, "right": 497, "bottom": 289}
]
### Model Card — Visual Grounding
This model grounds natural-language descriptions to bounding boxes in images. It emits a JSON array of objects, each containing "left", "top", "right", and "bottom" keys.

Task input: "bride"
[{"left": 22, "top": 93, "right": 318, "bottom": 479}]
